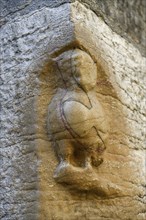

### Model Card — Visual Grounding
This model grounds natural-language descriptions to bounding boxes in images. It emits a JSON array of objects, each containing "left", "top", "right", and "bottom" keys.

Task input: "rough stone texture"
[
  {"left": 0, "top": 3, "right": 74, "bottom": 220},
  {"left": 0, "top": 1, "right": 146, "bottom": 220},
  {"left": 0, "top": 0, "right": 146, "bottom": 56}
]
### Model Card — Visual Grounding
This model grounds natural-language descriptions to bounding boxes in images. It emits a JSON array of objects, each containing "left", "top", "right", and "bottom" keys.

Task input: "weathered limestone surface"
[
  {"left": 0, "top": 1, "right": 146, "bottom": 220},
  {"left": 1, "top": 0, "right": 146, "bottom": 56}
]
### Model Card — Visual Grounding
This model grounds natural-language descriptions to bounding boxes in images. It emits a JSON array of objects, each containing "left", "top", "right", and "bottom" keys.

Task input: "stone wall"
[
  {"left": 1, "top": 1, "right": 146, "bottom": 220},
  {"left": 1, "top": 0, "right": 146, "bottom": 56}
]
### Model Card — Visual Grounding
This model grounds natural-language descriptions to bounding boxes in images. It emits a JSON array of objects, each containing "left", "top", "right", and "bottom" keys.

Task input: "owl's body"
[
  {"left": 47, "top": 49, "right": 108, "bottom": 176},
  {"left": 48, "top": 88, "right": 108, "bottom": 170}
]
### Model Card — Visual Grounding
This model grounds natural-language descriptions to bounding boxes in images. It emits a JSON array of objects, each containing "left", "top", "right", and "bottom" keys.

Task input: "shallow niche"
[{"left": 46, "top": 47, "right": 123, "bottom": 197}]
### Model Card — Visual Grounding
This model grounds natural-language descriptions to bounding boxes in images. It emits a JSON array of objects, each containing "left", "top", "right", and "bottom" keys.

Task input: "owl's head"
[{"left": 55, "top": 49, "right": 97, "bottom": 91}]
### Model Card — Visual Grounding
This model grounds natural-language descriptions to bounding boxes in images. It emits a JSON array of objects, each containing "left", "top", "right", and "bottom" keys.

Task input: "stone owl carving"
[{"left": 47, "top": 49, "right": 109, "bottom": 180}]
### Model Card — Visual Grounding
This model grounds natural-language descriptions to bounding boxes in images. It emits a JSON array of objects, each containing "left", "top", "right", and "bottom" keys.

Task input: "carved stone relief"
[
  {"left": 27, "top": 3, "right": 145, "bottom": 206},
  {"left": 1, "top": 0, "right": 146, "bottom": 219},
  {"left": 48, "top": 49, "right": 107, "bottom": 167},
  {"left": 47, "top": 48, "right": 122, "bottom": 196}
]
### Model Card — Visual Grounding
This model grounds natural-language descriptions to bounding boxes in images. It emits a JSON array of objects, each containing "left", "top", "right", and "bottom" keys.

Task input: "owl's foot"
[
  {"left": 54, "top": 161, "right": 72, "bottom": 179},
  {"left": 85, "top": 157, "right": 92, "bottom": 170},
  {"left": 92, "top": 157, "right": 103, "bottom": 167}
]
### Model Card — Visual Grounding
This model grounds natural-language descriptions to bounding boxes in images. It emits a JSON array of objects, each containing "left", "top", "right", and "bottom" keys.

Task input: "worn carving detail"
[
  {"left": 1, "top": 0, "right": 146, "bottom": 219},
  {"left": 47, "top": 49, "right": 118, "bottom": 193}
]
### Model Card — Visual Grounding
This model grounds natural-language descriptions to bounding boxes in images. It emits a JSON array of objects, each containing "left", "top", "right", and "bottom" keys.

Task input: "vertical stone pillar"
[{"left": 1, "top": 1, "right": 145, "bottom": 220}]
